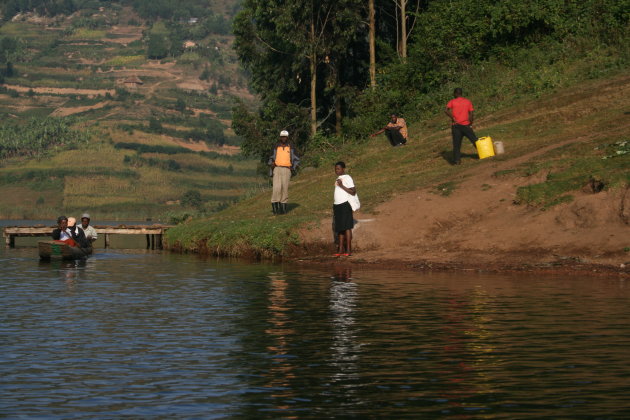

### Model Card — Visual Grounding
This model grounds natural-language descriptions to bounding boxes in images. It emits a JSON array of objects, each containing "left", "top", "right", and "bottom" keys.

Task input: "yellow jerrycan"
[{"left": 476, "top": 136, "right": 495, "bottom": 159}]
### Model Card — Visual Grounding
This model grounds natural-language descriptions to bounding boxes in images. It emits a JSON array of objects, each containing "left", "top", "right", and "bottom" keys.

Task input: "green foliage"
[
  {"left": 175, "top": 98, "right": 186, "bottom": 113},
  {"left": 114, "top": 142, "right": 193, "bottom": 155},
  {"left": 181, "top": 189, "right": 203, "bottom": 208},
  {"left": 0, "top": 35, "right": 24, "bottom": 80},
  {"left": 147, "top": 32, "right": 168, "bottom": 59},
  {"left": 148, "top": 117, "right": 163, "bottom": 133},
  {"left": 233, "top": 0, "right": 368, "bottom": 159},
  {"left": 515, "top": 139, "right": 630, "bottom": 208},
  {"left": 115, "top": 143, "right": 255, "bottom": 175},
  {"left": 116, "top": 114, "right": 231, "bottom": 146},
  {"left": 232, "top": 99, "right": 309, "bottom": 162},
  {"left": 132, "top": 0, "right": 210, "bottom": 21},
  {"left": 123, "top": 154, "right": 181, "bottom": 171},
  {"left": 71, "top": 16, "right": 109, "bottom": 30},
  {"left": 166, "top": 217, "right": 303, "bottom": 258},
  {"left": 233, "top": 0, "right": 630, "bottom": 158},
  {"left": 599, "top": 140, "right": 629, "bottom": 160},
  {"left": 199, "top": 115, "right": 226, "bottom": 146},
  {"left": 0, "top": 167, "right": 139, "bottom": 185},
  {"left": 2, "top": 0, "right": 77, "bottom": 18},
  {"left": 0, "top": 117, "right": 91, "bottom": 159},
  {"left": 199, "top": 65, "right": 210, "bottom": 81},
  {"left": 0, "top": 36, "right": 23, "bottom": 63}
]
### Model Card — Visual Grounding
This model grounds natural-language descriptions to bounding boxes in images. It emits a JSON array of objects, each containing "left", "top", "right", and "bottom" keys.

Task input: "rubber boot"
[
  {"left": 280, "top": 203, "right": 287, "bottom": 214},
  {"left": 271, "top": 202, "right": 279, "bottom": 214}
]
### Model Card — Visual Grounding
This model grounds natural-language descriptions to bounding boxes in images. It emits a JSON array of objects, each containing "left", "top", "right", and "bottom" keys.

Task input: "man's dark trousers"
[
  {"left": 451, "top": 124, "right": 478, "bottom": 164},
  {"left": 385, "top": 130, "right": 406, "bottom": 147}
]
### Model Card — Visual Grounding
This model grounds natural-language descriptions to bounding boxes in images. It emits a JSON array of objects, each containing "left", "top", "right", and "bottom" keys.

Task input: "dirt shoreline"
[
  {"left": 287, "top": 248, "right": 630, "bottom": 278},
  {"left": 293, "top": 74, "right": 630, "bottom": 279}
]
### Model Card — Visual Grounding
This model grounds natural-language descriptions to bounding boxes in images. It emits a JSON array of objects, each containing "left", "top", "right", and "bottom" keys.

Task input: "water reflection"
[
  {"left": 467, "top": 287, "right": 498, "bottom": 398},
  {"left": 264, "top": 273, "right": 297, "bottom": 410},
  {"left": 38, "top": 258, "right": 87, "bottom": 289},
  {"left": 2, "top": 247, "right": 630, "bottom": 418},
  {"left": 332, "top": 265, "right": 353, "bottom": 282},
  {"left": 329, "top": 266, "right": 361, "bottom": 390},
  {"left": 437, "top": 291, "right": 476, "bottom": 408}
]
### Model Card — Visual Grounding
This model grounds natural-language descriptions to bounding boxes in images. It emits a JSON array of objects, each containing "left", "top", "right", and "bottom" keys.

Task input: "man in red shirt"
[{"left": 445, "top": 88, "right": 478, "bottom": 165}]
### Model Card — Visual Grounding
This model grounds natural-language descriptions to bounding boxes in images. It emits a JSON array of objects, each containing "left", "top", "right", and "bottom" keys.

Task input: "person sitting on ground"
[
  {"left": 67, "top": 217, "right": 91, "bottom": 249},
  {"left": 370, "top": 113, "right": 408, "bottom": 146},
  {"left": 80, "top": 213, "right": 98, "bottom": 244},
  {"left": 51, "top": 216, "right": 78, "bottom": 247}
]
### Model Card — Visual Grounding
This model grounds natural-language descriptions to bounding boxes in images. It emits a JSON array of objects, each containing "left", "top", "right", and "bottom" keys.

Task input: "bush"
[
  {"left": 148, "top": 117, "right": 163, "bottom": 133},
  {"left": 181, "top": 190, "right": 203, "bottom": 208}
]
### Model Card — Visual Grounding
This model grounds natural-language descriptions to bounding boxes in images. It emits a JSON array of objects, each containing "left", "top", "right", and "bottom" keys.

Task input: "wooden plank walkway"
[{"left": 3, "top": 225, "right": 172, "bottom": 249}]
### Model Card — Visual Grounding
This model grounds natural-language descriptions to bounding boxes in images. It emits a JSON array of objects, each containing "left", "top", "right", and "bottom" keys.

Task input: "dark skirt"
[{"left": 333, "top": 201, "right": 353, "bottom": 233}]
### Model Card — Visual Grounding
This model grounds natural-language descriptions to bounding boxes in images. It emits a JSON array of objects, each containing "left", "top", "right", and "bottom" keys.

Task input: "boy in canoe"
[
  {"left": 52, "top": 216, "right": 90, "bottom": 249},
  {"left": 52, "top": 216, "right": 78, "bottom": 247}
]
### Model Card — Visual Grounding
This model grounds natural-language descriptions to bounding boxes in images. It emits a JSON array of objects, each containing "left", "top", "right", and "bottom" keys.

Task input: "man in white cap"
[
  {"left": 267, "top": 130, "right": 300, "bottom": 214},
  {"left": 80, "top": 213, "right": 98, "bottom": 244}
]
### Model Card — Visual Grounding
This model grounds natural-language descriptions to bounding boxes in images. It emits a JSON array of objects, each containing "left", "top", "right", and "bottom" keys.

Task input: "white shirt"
[
  {"left": 82, "top": 225, "right": 98, "bottom": 241},
  {"left": 59, "top": 228, "right": 72, "bottom": 241},
  {"left": 334, "top": 174, "right": 355, "bottom": 205}
]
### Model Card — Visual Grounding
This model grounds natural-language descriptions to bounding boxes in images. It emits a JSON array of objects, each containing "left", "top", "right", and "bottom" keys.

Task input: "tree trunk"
[
  {"left": 369, "top": 0, "right": 376, "bottom": 88},
  {"left": 335, "top": 95, "right": 342, "bottom": 134},
  {"left": 335, "top": 66, "right": 342, "bottom": 134},
  {"left": 400, "top": 0, "right": 407, "bottom": 60},
  {"left": 310, "top": 21, "right": 317, "bottom": 137}
]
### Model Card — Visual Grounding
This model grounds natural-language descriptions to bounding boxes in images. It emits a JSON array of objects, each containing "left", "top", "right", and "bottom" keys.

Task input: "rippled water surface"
[{"left": 1, "top": 247, "right": 629, "bottom": 418}]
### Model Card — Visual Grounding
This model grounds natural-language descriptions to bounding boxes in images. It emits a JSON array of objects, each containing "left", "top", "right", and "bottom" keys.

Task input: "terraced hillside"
[{"left": 0, "top": 6, "right": 262, "bottom": 221}]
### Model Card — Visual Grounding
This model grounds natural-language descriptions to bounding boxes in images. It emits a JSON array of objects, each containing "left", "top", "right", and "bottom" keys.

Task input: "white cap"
[{"left": 279, "top": 130, "right": 289, "bottom": 137}]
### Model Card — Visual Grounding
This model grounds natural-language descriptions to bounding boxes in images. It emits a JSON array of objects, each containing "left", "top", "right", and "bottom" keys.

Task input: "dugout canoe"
[{"left": 38, "top": 240, "right": 92, "bottom": 260}]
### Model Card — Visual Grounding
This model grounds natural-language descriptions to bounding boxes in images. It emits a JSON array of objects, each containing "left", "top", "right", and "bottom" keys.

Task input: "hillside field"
[{"left": 0, "top": 7, "right": 261, "bottom": 221}]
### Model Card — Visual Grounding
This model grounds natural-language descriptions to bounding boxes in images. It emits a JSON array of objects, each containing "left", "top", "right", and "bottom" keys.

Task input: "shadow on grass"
[
  {"left": 439, "top": 150, "right": 479, "bottom": 165},
  {"left": 286, "top": 203, "right": 300, "bottom": 213}
]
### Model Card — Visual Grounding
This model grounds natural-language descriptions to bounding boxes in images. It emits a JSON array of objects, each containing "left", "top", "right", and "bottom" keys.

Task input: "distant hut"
[
  {"left": 123, "top": 75, "right": 143, "bottom": 90},
  {"left": 183, "top": 40, "right": 197, "bottom": 50}
]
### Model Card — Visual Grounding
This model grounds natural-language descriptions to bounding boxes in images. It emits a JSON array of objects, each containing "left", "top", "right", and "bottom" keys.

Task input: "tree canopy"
[{"left": 232, "top": 0, "right": 629, "bottom": 162}]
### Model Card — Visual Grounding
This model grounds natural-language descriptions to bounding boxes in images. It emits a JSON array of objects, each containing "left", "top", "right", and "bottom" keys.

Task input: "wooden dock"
[{"left": 3, "top": 225, "right": 172, "bottom": 249}]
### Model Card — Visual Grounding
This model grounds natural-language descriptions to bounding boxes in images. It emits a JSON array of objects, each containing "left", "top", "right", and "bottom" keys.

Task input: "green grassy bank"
[{"left": 165, "top": 70, "right": 630, "bottom": 257}]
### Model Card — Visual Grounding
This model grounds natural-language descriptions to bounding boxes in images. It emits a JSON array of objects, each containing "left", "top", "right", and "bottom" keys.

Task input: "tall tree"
[
  {"left": 233, "top": 0, "right": 366, "bottom": 159},
  {"left": 369, "top": 0, "right": 376, "bottom": 87},
  {"left": 392, "top": 0, "right": 421, "bottom": 60}
]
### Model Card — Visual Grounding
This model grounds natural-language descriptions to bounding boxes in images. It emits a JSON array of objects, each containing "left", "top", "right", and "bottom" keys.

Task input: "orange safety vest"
[{"left": 274, "top": 145, "right": 292, "bottom": 167}]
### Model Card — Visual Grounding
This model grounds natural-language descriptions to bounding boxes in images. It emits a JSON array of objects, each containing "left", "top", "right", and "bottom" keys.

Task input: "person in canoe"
[
  {"left": 79, "top": 213, "right": 98, "bottom": 244},
  {"left": 52, "top": 216, "right": 78, "bottom": 247},
  {"left": 52, "top": 216, "right": 90, "bottom": 250},
  {"left": 67, "top": 217, "right": 91, "bottom": 249}
]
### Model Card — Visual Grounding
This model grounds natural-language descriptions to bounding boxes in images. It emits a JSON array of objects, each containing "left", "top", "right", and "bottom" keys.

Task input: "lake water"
[{"left": 1, "top": 246, "right": 629, "bottom": 418}]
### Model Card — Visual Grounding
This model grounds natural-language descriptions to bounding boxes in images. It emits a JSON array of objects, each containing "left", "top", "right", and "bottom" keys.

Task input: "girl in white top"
[{"left": 333, "top": 161, "right": 356, "bottom": 256}]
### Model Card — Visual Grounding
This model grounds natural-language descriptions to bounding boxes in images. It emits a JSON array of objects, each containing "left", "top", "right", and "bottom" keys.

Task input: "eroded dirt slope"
[{"left": 301, "top": 75, "right": 630, "bottom": 273}]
